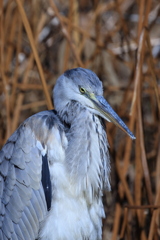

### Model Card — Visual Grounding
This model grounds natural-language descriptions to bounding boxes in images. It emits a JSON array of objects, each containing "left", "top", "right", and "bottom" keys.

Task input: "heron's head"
[{"left": 53, "top": 67, "right": 135, "bottom": 139}]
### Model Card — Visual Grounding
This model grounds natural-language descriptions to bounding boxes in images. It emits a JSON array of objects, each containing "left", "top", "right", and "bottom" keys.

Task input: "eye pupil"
[{"left": 80, "top": 87, "right": 85, "bottom": 93}]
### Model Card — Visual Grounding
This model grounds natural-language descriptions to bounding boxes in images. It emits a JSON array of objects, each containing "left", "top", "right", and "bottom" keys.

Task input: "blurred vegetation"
[{"left": 0, "top": 0, "right": 160, "bottom": 239}]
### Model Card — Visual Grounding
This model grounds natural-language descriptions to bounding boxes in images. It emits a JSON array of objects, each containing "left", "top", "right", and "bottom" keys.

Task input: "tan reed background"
[{"left": 0, "top": 0, "right": 160, "bottom": 239}]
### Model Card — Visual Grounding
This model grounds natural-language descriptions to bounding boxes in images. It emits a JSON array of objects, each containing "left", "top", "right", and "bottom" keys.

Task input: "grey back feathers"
[{"left": 0, "top": 68, "right": 111, "bottom": 240}]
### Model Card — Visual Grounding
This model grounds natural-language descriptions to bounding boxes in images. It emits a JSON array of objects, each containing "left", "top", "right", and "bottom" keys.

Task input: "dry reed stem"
[
  {"left": 116, "top": 159, "right": 135, "bottom": 207},
  {"left": 4, "top": 9, "right": 18, "bottom": 82},
  {"left": 137, "top": 0, "right": 145, "bottom": 40},
  {"left": 148, "top": 191, "right": 160, "bottom": 240},
  {"left": 135, "top": 122, "right": 145, "bottom": 230},
  {"left": 111, "top": 203, "right": 122, "bottom": 240},
  {"left": 4, "top": 0, "right": 14, "bottom": 37},
  {"left": 146, "top": 32, "right": 160, "bottom": 118},
  {"left": 156, "top": 132, "right": 160, "bottom": 194},
  {"left": 119, "top": 207, "right": 128, "bottom": 239},
  {"left": 61, "top": 15, "right": 91, "bottom": 39},
  {"left": 129, "top": 28, "right": 153, "bottom": 207},
  {"left": 49, "top": 0, "right": 84, "bottom": 68},
  {"left": 131, "top": 29, "right": 154, "bottom": 225},
  {"left": 137, "top": 39, "right": 153, "bottom": 207},
  {"left": 130, "top": 29, "right": 146, "bottom": 115},
  {"left": 62, "top": 0, "right": 75, "bottom": 71},
  {"left": 72, "top": 0, "right": 80, "bottom": 53},
  {"left": 143, "top": 0, "right": 153, "bottom": 28},
  {"left": 16, "top": 0, "right": 53, "bottom": 110},
  {"left": 11, "top": 55, "right": 34, "bottom": 133},
  {"left": 14, "top": 83, "right": 52, "bottom": 91},
  {"left": 21, "top": 100, "right": 46, "bottom": 110},
  {"left": 148, "top": 141, "right": 160, "bottom": 239},
  {"left": 10, "top": 11, "right": 22, "bottom": 110},
  {"left": 0, "top": 0, "right": 11, "bottom": 141},
  {"left": 11, "top": 10, "right": 48, "bottom": 132}
]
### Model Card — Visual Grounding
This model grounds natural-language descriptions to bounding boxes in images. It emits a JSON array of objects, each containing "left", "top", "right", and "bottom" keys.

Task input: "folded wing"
[{"left": 0, "top": 110, "right": 67, "bottom": 240}]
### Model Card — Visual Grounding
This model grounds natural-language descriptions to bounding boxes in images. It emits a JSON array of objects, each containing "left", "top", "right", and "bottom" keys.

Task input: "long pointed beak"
[{"left": 89, "top": 94, "right": 135, "bottom": 139}]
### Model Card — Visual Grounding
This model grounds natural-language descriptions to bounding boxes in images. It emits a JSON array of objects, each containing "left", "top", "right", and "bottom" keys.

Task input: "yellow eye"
[{"left": 79, "top": 87, "right": 86, "bottom": 94}]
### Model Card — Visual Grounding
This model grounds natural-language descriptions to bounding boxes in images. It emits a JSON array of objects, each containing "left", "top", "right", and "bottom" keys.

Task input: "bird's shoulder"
[
  {"left": 1, "top": 109, "right": 67, "bottom": 167},
  {"left": 18, "top": 109, "right": 68, "bottom": 152}
]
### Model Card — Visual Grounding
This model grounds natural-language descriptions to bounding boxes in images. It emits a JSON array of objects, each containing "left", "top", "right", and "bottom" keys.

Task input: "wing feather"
[
  {"left": 30, "top": 191, "right": 44, "bottom": 221},
  {"left": 1, "top": 142, "right": 14, "bottom": 160},
  {"left": 0, "top": 175, "right": 4, "bottom": 198},
  {"left": 11, "top": 148, "right": 26, "bottom": 169},
  {"left": 0, "top": 110, "right": 66, "bottom": 239},
  {"left": 0, "top": 229, "right": 4, "bottom": 240},
  {"left": 2, "top": 214, "right": 14, "bottom": 238},
  {"left": 18, "top": 218, "right": 32, "bottom": 239},
  {"left": 27, "top": 201, "right": 39, "bottom": 225},
  {"left": 6, "top": 201, "right": 21, "bottom": 224},
  {"left": 14, "top": 223, "right": 25, "bottom": 239},
  {"left": 3, "top": 233, "right": 8, "bottom": 240},
  {"left": 24, "top": 206, "right": 38, "bottom": 234},
  {"left": 11, "top": 232, "right": 19, "bottom": 240},
  {"left": 7, "top": 164, "right": 16, "bottom": 180},
  {"left": 15, "top": 167, "right": 30, "bottom": 187},
  {"left": 21, "top": 211, "right": 35, "bottom": 239},
  {"left": 2, "top": 190, "right": 10, "bottom": 205},
  {"left": 34, "top": 185, "right": 47, "bottom": 216},
  {"left": 25, "top": 162, "right": 41, "bottom": 189},
  {"left": 0, "top": 159, "right": 9, "bottom": 177},
  {"left": 16, "top": 181, "right": 32, "bottom": 202}
]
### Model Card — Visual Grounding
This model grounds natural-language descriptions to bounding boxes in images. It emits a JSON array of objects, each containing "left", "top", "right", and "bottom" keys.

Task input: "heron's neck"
[
  {"left": 58, "top": 101, "right": 110, "bottom": 202},
  {"left": 57, "top": 100, "right": 84, "bottom": 125}
]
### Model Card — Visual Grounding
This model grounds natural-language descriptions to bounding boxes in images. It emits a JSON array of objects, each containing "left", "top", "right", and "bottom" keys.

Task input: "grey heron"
[{"left": 0, "top": 68, "right": 135, "bottom": 240}]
